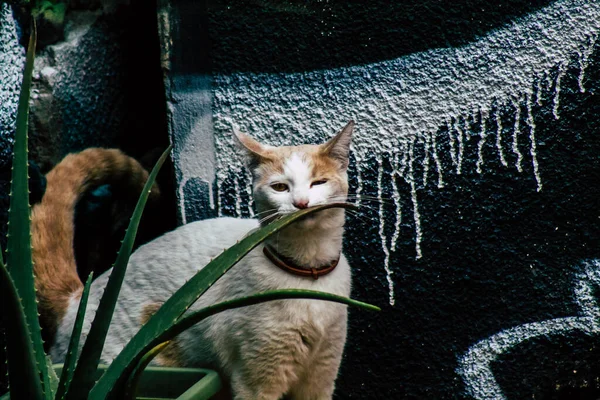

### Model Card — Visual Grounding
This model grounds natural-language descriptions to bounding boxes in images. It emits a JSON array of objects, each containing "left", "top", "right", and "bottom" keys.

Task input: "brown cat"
[{"left": 31, "top": 148, "right": 160, "bottom": 344}]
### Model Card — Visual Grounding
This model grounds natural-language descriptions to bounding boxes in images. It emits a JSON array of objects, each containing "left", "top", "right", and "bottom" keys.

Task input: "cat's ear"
[
  {"left": 321, "top": 120, "right": 354, "bottom": 170},
  {"left": 233, "top": 127, "right": 270, "bottom": 166}
]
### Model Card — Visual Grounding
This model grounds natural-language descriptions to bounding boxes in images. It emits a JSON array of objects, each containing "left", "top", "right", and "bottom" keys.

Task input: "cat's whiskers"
[
  {"left": 253, "top": 208, "right": 280, "bottom": 219},
  {"left": 325, "top": 196, "right": 381, "bottom": 211},
  {"left": 258, "top": 211, "right": 285, "bottom": 225},
  {"left": 343, "top": 195, "right": 395, "bottom": 204},
  {"left": 343, "top": 208, "right": 374, "bottom": 225}
]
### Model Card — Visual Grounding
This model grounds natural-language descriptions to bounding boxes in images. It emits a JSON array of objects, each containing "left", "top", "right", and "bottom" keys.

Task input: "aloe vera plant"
[
  {"left": 1, "top": 11, "right": 379, "bottom": 400},
  {"left": 89, "top": 202, "right": 371, "bottom": 400},
  {"left": 0, "top": 19, "right": 49, "bottom": 400}
]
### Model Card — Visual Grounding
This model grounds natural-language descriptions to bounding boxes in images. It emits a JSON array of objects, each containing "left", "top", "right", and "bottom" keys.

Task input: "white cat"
[{"left": 36, "top": 121, "right": 355, "bottom": 399}]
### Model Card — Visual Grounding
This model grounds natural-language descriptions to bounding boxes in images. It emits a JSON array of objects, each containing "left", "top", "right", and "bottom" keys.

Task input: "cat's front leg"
[
  {"left": 226, "top": 327, "right": 311, "bottom": 400},
  {"left": 286, "top": 314, "right": 348, "bottom": 400},
  {"left": 229, "top": 365, "right": 292, "bottom": 400}
]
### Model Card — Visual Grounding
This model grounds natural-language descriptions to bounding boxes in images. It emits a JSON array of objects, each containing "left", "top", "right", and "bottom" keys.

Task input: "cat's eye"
[
  {"left": 311, "top": 180, "right": 328, "bottom": 187},
  {"left": 271, "top": 183, "right": 289, "bottom": 192}
]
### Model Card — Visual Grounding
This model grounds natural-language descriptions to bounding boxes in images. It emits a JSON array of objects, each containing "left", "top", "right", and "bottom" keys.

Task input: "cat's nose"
[{"left": 293, "top": 199, "right": 309, "bottom": 209}]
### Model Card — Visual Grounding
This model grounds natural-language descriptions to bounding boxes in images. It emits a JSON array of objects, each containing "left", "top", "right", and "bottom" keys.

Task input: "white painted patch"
[
  {"left": 204, "top": 0, "right": 599, "bottom": 303},
  {"left": 171, "top": 74, "right": 216, "bottom": 224},
  {"left": 456, "top": 260, "right": 600, "bottom": 400}
]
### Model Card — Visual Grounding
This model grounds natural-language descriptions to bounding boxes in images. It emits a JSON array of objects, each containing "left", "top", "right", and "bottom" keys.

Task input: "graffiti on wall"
[
  {"left": 457, "top": 260, "right": 600, "bottom": 399},
  {"left": 204, "top": 0, "right": 599, "bottom": 305},
  {"left": 164, "top": 0, "right": 600, "bottom": 397}
]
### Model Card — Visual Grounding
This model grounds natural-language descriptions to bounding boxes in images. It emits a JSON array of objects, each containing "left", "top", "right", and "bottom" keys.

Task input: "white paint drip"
[
  {"left": 495, "top": 109, "right": 508, "bottom": 168},
  {"left": 525, "top": 92, "right": 542, "bottom": 192},
  {"left": 233, "top": 173, "right": 243, "bottom": 217},
  {"left": 179, "top": 177, "right": 189, "bottom": 224},
  {"left": 210, "top": 0, "right": 599, "bottom": 263},
  {"left": 216, "top": 179, "right": 223, "bottom": 217},
  {"left": 455, "top": 119, "right": 465, "bottom": 175},
  {"left": 390, "top": 152, "right": 402, "bottom": 252},
  {"left": 245, "top": 169, "right": 255, "bottom": 217},
  {"left": 354, "top": 151, "right": 363, "bottom": 207},
  {"left": 577, "top": 33, "right": 598, "bottom": 93},
  {"left": 552, "top": 62, "right": 568, "bottom": 119},
  {"left": 448, "top": 120, "right": 458, "bottom": 168},
  {"left": 422, "top": 133, "right": 431, "bottom": 187},
  {"left": 377, "top": 154, "right": 395, "bottom": 306},
  {"left": 476, "top": 109, "right": 487, "bottom": 174},
  {"left": 512, "top": 100, "right": 524, "bottom": 173},
  {"left": 457, "top": 260, "right": 600, "bottom": 400},
  {"left": 431, "top": 130, "right": 444, "bottom": 188},
  {"left": 408, "top": 139, "right": 423, "bottom": 260}
]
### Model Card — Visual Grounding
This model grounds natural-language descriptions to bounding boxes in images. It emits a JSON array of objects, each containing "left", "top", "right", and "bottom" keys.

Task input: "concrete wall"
[{"left": 166, "top": 0, "right": 600, "bottom": 398}]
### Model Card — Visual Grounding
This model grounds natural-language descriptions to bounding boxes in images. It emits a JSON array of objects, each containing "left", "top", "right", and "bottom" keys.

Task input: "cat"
[
  {"left": 41, "top": 121, "right": 355, "bottom": 400},
  {"left": 31, "top": 148, "right": 161, "bottom": 345}
]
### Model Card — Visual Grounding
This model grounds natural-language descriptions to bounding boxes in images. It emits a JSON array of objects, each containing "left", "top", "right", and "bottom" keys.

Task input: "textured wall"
[
  {"left": 210, "top": 0, "right": 599, "bottom": 302},
  {"left": 0, "top": 3, "right": 24, "bottom": 166},
  {"left": 167, "top": 0, "right": 600, "bottom": 398},
  {"left": 28, "top": 3, "right": 172, "bottom": 172}
]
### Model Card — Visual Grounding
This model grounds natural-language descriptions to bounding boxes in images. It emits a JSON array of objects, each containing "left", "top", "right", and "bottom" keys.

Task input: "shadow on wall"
[{"left": 206, "top": 0, "right": 553, "bottom": 73}]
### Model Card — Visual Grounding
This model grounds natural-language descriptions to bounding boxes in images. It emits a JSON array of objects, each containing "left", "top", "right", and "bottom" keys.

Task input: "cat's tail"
[{"left": 31, "top": 148, "right": 160, "bottom": 342}]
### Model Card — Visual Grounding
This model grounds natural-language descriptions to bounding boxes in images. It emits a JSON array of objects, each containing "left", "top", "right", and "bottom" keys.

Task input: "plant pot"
[{"left": 52, "top": 364, "right": 222, "bottom": 400}]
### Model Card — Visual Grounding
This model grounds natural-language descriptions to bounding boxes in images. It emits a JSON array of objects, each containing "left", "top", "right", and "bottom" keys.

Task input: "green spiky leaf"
[
  {"left": 45, "top": 355, "right": 59, "bottom": 399},
  {"left": 55, "top": 273, "right": 93, "bottom": 400},
  {"left": 0, "top": 259, "right": 44, "bottom": 399},
  {"left": 123, "top": 341, "right": 171, "bottom": 400},
  {"left": 89, "top": 202, "right": 357, "bottom": 400},
  {"left": 65, "top": 145, "right": 172, "bottom": 400},
  {"left": 4, "top": 19, "right": 51, "bottom": 400},
  {"left": 140, "top": 288, "right": 377, "bottom": 372},
  {"left": 169, "top": 289, "right": 379, "bottom": 336}
]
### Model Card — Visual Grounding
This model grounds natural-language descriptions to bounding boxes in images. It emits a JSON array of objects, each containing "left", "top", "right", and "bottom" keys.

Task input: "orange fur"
[
  {"left": 139, "top": 302, "right": 185, "bottom": 367},
  {"left": 253, "top": 145, "right": 337, "bottom": 185},
  {"left": 31, "top": 148, "right": 160, "bottom": 343}
]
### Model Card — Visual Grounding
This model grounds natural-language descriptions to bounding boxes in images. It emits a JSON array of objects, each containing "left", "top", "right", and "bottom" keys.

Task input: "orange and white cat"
[{"left": 37, "top": 121, "right": 355, "bottom": 400}]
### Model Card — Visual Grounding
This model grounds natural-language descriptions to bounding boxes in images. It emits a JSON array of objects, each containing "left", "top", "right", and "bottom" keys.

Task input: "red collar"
[{"left": 263, "top": 245, "right": 339, "bottom": 280}]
